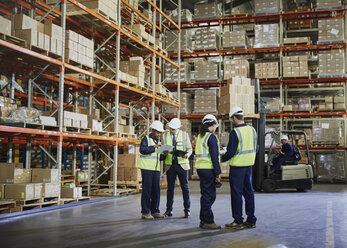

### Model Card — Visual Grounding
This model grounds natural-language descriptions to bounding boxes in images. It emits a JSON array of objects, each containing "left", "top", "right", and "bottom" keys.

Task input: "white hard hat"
[
  {"left": 202, "top": 114, "right": 219, "bottom": 127},
  {"left": 168, "top": 118, "right": 181, "bottom": 129},
  {"left": 230, "top": 106, "right": 244, "bottom": 117},
  {"left": 281, "top": 135, "right": 289, "bottom": 140},
  {"left": 150, "top": 121, "right": 165, "bottom": 132}
]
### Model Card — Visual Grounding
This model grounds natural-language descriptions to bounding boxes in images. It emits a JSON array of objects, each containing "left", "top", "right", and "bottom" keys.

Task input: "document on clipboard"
[{"left": 157, "top": 144, "right": 174, "bottom": 154}]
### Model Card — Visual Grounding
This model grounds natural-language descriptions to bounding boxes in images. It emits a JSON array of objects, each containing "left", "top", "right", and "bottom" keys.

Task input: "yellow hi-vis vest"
[
  {"left": 163, "top": 131, "right": 189, "bottom": 165},
  {"left": 137, "top": 135, "right": 161, "bottom": 171},
  {"left": 195, "top": 132, "right": 220, "bottom": 169},
  {"left": 230, "top": 125, "right": 257, "bottom": 167}
]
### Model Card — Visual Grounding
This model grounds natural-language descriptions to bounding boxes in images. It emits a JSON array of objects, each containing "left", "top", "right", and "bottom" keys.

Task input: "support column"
[
  {"left": 177, "top": 0, "right": 181, "bottom": 118},
  {"left": 151, "top": 0, "right": 157, "bottom": 122}
]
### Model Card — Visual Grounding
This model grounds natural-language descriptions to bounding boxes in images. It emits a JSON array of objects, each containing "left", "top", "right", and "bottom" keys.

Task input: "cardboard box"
[
  {"left": 34, "top": 183, "right": 43, "bottom": 199},
  {"left": 61, "top": 187, "right": 82, "bottom": 199},
  {"left": 44, "top": 19, "right": 62, "bottom": 39},
  {"left": 0, "top": 164, "right": 31, "bottom": 184},
  {"left": 0, "top": 184, "right": 4, "bottom": 199},
  {"left": 42, "top": 183, "right": 59, "bottom": 197},
  {"left": 5, "top": 183, "right": 35, "bottom": 200},
  {"left": 124, "top": 168, "right": 141, "bottom": 181},
  {"left": 31, "top": 169, "right": 59, "bottom": 183},
  {"left": 118, "top": 154, "right": 139, "bottom": 168},
  {"left": 15, "top": 29, "right": 37, "bottom": 46},
  {"left": 0, "top": 16, "right": 12, "bottom": 36},
  {"left": 124, "top": 143, "right": 140, "bottom": 154},
  {"left": 76, "top": 171, "right": 88, "bottom": 182},
  {"left": 13, "top": 14, "right": 37, "bottom": 31},
  {"left": 123, "top": 126, "right": 135, "bottom": 134}
]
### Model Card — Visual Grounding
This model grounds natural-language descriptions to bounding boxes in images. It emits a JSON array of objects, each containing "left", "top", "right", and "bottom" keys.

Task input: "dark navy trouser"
[
  {"left": 141, "top": 169, "right": 160, "bottom": 214},
  {"left": 166, "top": 161, "right": 191, "bottom": 212},
  {"left": 229, "top": 166, "right": 257, "bottom": 224},
  {"left": 272, "top": 155, "right": 292, "bottom": 172},
  {"left": 197, "top": 169, "right": 216, "bottom": 224}
]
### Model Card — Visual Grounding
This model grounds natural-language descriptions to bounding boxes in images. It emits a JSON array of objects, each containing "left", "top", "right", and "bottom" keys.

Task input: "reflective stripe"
[
  {"left": 251, "top": 127, "right": 257, "bottom": 151},
  {"left": 202, "top": 133, "right": 212, "bottom": 156},
  {"left": 196, "top": 154, "right": 210, "bottom": 158},
  {"left": 164, "top": 132, "right": 167, "bottom": 144},
  {"left": 234, "top": 128, "right": 243, "bottom": 155},
  {"left": 140, "top": 155, "right": 158, "bottom": 159},
  {"left": 238, "top": 149, "right": 256, "bottom": 155},
  {"left": 182, "top": 131, "right": 186, "bottom": 150}
]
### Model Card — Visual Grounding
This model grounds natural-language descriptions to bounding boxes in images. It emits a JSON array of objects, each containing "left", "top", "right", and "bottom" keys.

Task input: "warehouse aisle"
[{"left": 0, "top": 182, "right": 347, "bottom": 248}]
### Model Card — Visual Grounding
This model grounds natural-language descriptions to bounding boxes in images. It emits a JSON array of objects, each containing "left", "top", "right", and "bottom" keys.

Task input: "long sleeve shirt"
[
  {"left": 221, "top": 123, "right": 248, "bottom": 162},
  {"left": 206, "top": 130, "right": 221, "bottom": 176},
  {"left": 140, "top": 133, "right": 164, "bottom": 161},
  {"left": 281, "top": 143, "right": 294, "bottom": 158}
]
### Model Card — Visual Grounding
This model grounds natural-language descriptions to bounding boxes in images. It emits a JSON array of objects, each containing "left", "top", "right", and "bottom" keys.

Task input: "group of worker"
[{"left": 137, "top": 106, "right": 258, "bottom": 230}]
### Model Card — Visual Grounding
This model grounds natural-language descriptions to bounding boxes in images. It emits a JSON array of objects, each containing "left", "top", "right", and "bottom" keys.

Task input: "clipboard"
[{"left": 157, "top": 144, "right": 174, "bottom": 154}]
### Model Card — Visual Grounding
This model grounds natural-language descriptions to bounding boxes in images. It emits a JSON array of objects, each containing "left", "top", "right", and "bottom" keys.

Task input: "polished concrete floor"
[{"left": 0, "top": 181, "right": 347, "bottom": 248}]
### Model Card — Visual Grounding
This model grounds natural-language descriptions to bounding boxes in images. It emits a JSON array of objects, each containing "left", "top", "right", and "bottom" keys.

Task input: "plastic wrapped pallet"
[
  {"left": 193, "top": 89, "right": 217, "bottom": 114},
  {"left": 164, "top": 92, "right": 191, "bottom": 115},
  {"left": 254, "top": 0, "right": 279, "bottom": 14},
  {"left": 223, "top": 59, "right": 249, "bottom": 80},
  {"left": 0, "top": 96, "right": 17, "bottom": 118},
  {"left": 319, "top": 50, "right": 345, "bottom": 78},
  {"left": 222, "top": 31, "right": 246, "bottom": 49},
  {"left": 264, "top": 98, "right": 282, "bottom": 113},
  {"left": 193, "top": 59, "right": 218, "bottom": 81},
  {"left": 168, "top": 9, "right": 193, "bottom": 22},
  {"left": 193, "top": 1, "right": 220, "bottom": 20},
  {"left": 265, "top": 127, "right": 281, "bottom": 148},
  {"left": 194, "top": 28, "right": 219, "bottom": 51},
  {"left": 316, "top": 153, "right": 345, "bottom": 183},
  {"left": 164, "top": 61, "right": 190, "bottom": 84},
  {"left": 312, "top": 120, "right": 341, "bottom": 144},
  {"left": 287, "top": 98, "right": 311, "bottom": 112},
  {"left": 165, "top": 29, "right": 192, "bottom": 53},
  {"left": 317, "top": 0, "right": 342, "bottom": 10},
  {"left": 283, "top": 56, "right": 309, "bottom": 78},
  {"left": 318, "top": 18, "right": 344, "bottom": 44},
  {"left": 66, "top": 0, "right": 118, "bottom": 21},
  {"left": 254, "top": 24, "right": 279, "bottom": 48}
]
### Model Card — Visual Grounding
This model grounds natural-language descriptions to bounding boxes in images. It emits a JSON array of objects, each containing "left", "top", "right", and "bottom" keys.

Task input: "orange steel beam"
[
  {"left": 0, "top": 125, "right": 62, "bottom": 137},
  {"left": 146, "top": 0, "right": 179, "bottom": 30},
  {"left": 67, "top": 0, "right": 178, "bottom": 68},
  {"left": 266, "top": 112, "right": 347, "bottom": 118}
]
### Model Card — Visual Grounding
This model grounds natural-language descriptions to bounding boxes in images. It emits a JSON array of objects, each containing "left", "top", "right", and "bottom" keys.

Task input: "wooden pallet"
[
  {"left": 287, "top": 24, "right": 313, "bottom": 30},
  {"left": 61, "top": 174, "right": 75, "bottom": 185},
  {"left": 92, "top": 130, "right": 109, "bottom": 137},
  {"left": 0, "top": 201, "right": 16, "bottom": 214},
  {"left": 0, "top": 33, "right": 26, "bottom": 47},
  {"left": 29, "top": 45, "right": 48, "bottom": 56},
  {"left": 59, "top": 196, "right": 91, "bottom": 205},
  {"left": 63, "top": 126, "right": 92, "bottom": 135},
  {"left": 91, "top": 188, "right": 136, "bottom": 196},
  {"left": 118, "top": 133, "right": 137, "bottom": 139},
  {"left": 16, "top": 198, "right": 42, "bottom": 206},
  {"left": 42, "top": 196, "right": 59, "bottom": 203},
  {"left": 15, "top": 201, "right": 59, "bottom": 211},
  {"left": 282, "top": 41, "right": 310, "bottom": 46},
  {"left": 222, "top": 45, "right": 247, "bottom": 50}
]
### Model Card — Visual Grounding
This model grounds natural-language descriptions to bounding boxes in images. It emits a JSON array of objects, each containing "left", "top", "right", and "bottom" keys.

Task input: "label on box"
[
  {"left": 43, "top": 178, "right": 50, "bottom": 182},
  {"left": 321, "top": 123, "right": 329, "bottom": 129},
  {"left": 7, "top": 179, "right": 14, "bottom": 183},
  {"left": 330, "top": 29, "right": 339, "bottom": 35}
]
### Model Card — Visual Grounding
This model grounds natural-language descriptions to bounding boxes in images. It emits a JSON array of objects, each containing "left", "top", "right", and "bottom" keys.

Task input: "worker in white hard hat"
[
  {"left": 195, "top": 114, "right": 222, "bottom": 229},
  {"left": 221, "top": 106, "right": 257, "bottom": 230},
  {"left": 138, "top": 120, "right": 166, "bottom": 220},
  {"left": 270, "top": 134, "right": 294, "bottom": 174},
  {"left": 162, "top": 118, "right": 193, "bottom": 218}
]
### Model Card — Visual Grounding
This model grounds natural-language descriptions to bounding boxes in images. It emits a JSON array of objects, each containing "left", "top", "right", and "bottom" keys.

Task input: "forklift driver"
[{"left": 270, "top": 135, "right": 294, "bottom": 174}]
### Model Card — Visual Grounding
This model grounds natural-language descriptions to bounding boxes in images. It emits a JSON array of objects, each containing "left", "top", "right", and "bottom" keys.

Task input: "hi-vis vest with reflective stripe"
[
  {"left": 230, "top": 125, "right": 257, "bottom": 167},
  {"left": 195, "top": 132, "right": 220, "bottom": 169},
  {"left": 138, "top": 135, "right": 160, "bottom": 171},
  {"left": 163, "top": 131, "right": 189, "bottom": 165}
]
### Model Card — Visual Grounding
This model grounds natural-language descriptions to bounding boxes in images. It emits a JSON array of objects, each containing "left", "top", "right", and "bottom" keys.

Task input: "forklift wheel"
[
  {"left": 262, "top": 179, "right": 276, "bottom": 193},
  {"left": 297, "top": 188, "right": 306, "bottom": 192}
]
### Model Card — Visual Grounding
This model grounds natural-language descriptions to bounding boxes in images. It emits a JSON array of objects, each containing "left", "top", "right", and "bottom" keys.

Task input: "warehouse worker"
[
  {"left": 138, "top": 120, "right": 165, "bottom": 220},
  {"left": 196, "top": 114, "right": 222, "bottom": 230},
  {"left": 222, "top": 106, "right": 257, "bottom": 230},
  {"left": 270, "top": 135, "right": 294, "bottom": 174},
  {"left": 163, "top": 118, "right": 193, "bottom": 218}
]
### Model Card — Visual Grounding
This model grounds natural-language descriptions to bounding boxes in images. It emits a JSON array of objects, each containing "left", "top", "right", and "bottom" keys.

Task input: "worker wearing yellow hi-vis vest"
[
  {"left": 195, "top": 114, "right": 222, "bottom": 230},
  {"left": 138, "top": 121, "right": 166, "bottom": 220},
  {"left": 222, "top": 106, "right": 258, "bottom": 230},
  {"left": 162, "top": 118, "right": 193, "bottom": 218}
]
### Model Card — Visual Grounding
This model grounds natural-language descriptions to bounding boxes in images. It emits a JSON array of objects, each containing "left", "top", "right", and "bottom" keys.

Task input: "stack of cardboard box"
[
  {"left": 166, "top": 30, "right": 192, "bottom": 53},
  {"left": 317, "top": 0, "right": 342, "bottom": 10},
  {"left": 164, "top": 61, "right": 190, "bottom": 83},
  {"left": 0, "top": 16, "right": 11, "bottom": 35},
  {"left": 193, "top": 89, "right": 218, "bottom": 114},
  {"left": 193, "top": 1, "right": 220, "bottom": 19},
  {"left": 319, "top": 50, "right": 345, "bottom": 78},
  {"left": 283, "top": 56, "right": 309, "bottom": 78},
  {"left": 286, "top": 98, "right": 311, "bottom": 112},
  {"left": 255, "top": 62, "right": 279, "bottom": 79},
  {"left": 312, "top": 120, "right": 341, "bottom": 145},
  {"left": 223, "top": 59, "right": 249, "bottom": 80},
  {"left": 110, "top": 152, "right": 142, "bottom": 182},
  {"left": 65, "top": 30, "right": 94, "bottom": 68},
  {"left": 254, "top": 0, "right": 279, "bottom": 14},
  {"left": 316, "top": 153, "right": 345, "bottom": 183},
  {"left": 125, "top": 0, "right": 138, "bottom": 10},
  {"left": 265, "top": 98, "right": 282, "bottom": 113},
  {"left": 124, "top": 24, "right": 155, "bottom": 45},
  {"left": 44, "top": 19, "right": 63, "bottom": 57},
  {"left": 0, "top": 96, "right": 17, "bottom": 118},
  {"left": 164, "top": 92, "right": 191, "bottom": 115},
  {"left": 222, "top": 31, "right": 246, "bottom": 49},
  {"left": 218, "top": 78, "right": 255, "bottom": 115},
  {"left": 169, "top": 9, "right": 193, "bottom": 22},
  {"left": 286, "top": 2, "right": 312, "bottom": 29},
  {"left": 194, "top": 59, "right": 218, "bottom": 81},
  {"left": 194, "top": 28, "right": 219, "bottom": 51},
  {"left": 63, "top": 111, "right": 88, "bottom": 129},
  {"left": 334, "top": 96, "right": 346, "bottom": 111},
  {"left": 318, "top": 96, "right": 334, "bottom": 112},
  {"left": 254, "top": 24, "right": 279, "bottom": 48},
  {"left": 120, "top": 58, "right": 146, "bottom": 87},
  {"left": 318, "top": 18, "right": 344, "bottom": 43}
]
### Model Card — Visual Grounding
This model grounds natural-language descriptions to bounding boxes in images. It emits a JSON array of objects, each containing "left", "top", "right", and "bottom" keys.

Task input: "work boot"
[
  {"left": 200, "top": 223, "right": 221, "bottom": 230},
  {"left": 225, "top": 222, "right": 244, "bottom": 230},
  {"left": 184, "top": 211, "right": 190, "bottom": 218},
  {"left": 164, "top": 210, "right": 173, "bottom": 217},
  {"left": 243, "top": 222, "right": 256, "bottom": 228},
  {"left": 152, "top": 212, "right": 165, "bottom": 219},
  {"left": 141, "top": 213, "right": 154, "bottom": 220}
]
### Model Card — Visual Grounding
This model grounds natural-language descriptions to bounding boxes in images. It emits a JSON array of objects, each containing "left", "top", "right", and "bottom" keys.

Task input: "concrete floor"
[{"left": 0, "top": 181, "right": 347, "bottom": 248}]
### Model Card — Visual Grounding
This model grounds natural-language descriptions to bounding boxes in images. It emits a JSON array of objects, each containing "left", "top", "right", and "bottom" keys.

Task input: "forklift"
[{"left": 252, "top": 113, "right": 314, "bottom": 193}]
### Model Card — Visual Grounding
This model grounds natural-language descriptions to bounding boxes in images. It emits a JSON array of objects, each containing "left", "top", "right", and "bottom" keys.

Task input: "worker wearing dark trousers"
[
  {"left": 138, "top": 121, "right": 165, "bottom": 220},
  {"left": 163, "top": 118, "right": 192, "bottom": 218},
  {"left": 222, "top": 106, "right": 257, "bottom": 230},
  {"left": 195, "top": 114, "right": 221, "bottom": 230}
]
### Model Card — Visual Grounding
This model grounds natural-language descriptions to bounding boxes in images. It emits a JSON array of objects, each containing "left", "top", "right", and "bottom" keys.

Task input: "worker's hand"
[
  {"left": 215, "top": 175, "right": 221, "bottom": 183},
  {"left": 280, "top": 151, "right": 284, "bottom": 155},
  {"left": 181, "top": 154, "right": 187, "bottom": 158},
  {"left": 154, "top": 144, "right": 161, "bottom": 149},
  {"left": 163, "top": 151, "right": 169, "bottom": 156}
]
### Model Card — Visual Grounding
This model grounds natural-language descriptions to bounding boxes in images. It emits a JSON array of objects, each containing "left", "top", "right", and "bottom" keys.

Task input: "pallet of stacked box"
[
  {"left": 164, "top": 61, "right": 190, "bottom": 84},
  {"left": 193, "top": 1, "right": 221, "bottom": 20},
  {"left": 318, "top": 50, "right": 345, "bottom": 78},
  {"left": 254, "top": 0, "right": 279, "bottom": 15},
  {"left": 255, "top": 62, "right": 279, "bottom": 79},
  {"left": 312, "top": 120, "right": 343, "bottom": 146},
  {"left": 169, "top": 9, "right": 193, "bottom": 22},
  {"left": 223, "top": 59, "right": 249, "bottom": 80},
  {"left": 193, "top": 59, "right": 219, "bottom": 82},
  {"left": 254, "top": 24, "right": 279, "bottom": 48},
  {"left": 316, "top": 153, "right": 345, "bottom": 183},
  {"left": 318, "top": 17, "right": 344, "bottom": 44},
  {"left": 316, "top": 0, "right": 342, "bottom": 10},
  {"left": 283, "top": 56, "right": 309, "bottom": 79},
  {"left": 193, "top": 89, "right": 218, "bottom": 115},
  {"left": 194, "top": 28, "right": 219, "bottom": 51},
  {"left": 222, "top": 30, "right": 247, "bottom": 49},
  {"left": 333, "top": 96, "right": 346, "bottom": 111}
]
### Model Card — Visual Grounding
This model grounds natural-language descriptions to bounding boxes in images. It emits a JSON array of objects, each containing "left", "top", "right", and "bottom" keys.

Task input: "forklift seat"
[{"left": 282, "top": 147, "right": 302, "bottom": 166}]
